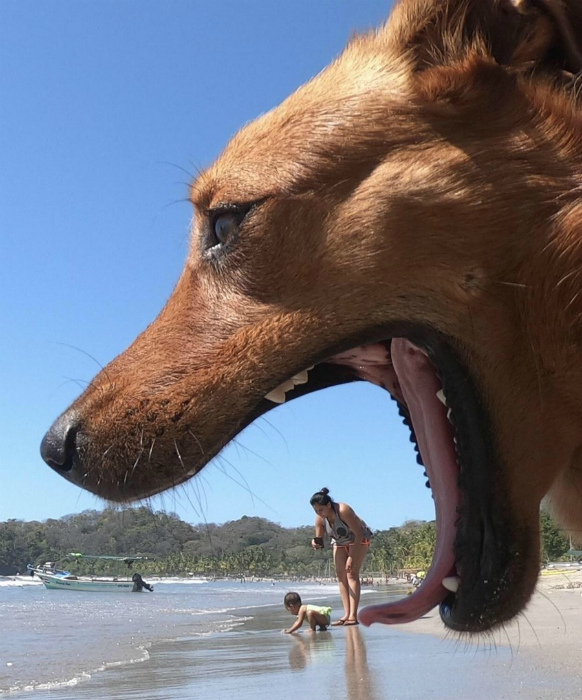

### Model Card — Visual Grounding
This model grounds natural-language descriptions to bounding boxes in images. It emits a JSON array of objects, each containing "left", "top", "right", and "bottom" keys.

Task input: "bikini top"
[{"left": 323, "top": 503, "right": 372, "bottom": 546}]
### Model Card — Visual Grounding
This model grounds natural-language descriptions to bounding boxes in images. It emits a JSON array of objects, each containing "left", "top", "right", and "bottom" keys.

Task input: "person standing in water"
[{"left": 310, "top": 487, "right": 372, "bottom": 626}]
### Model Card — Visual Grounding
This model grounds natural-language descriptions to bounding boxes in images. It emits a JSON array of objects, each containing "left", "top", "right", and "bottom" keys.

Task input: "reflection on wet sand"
[
  {"left": 288, "top": 631, "right": 334, "bottom": 670},
  {"left": 287, "top": 626, "right": 378, "bottom": 700},
  {"left": 344, "top": 626, "right": 378, "bottom": 700}
]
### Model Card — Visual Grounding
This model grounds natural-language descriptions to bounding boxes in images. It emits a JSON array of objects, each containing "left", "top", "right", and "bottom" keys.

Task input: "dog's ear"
[{"left": 387, "top": 0, "right": 582, "bottom": 74}]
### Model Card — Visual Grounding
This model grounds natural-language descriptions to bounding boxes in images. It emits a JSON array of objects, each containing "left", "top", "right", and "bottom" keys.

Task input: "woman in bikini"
[{"left": 310, "top": 487, "right": 372, "bottom": 626}]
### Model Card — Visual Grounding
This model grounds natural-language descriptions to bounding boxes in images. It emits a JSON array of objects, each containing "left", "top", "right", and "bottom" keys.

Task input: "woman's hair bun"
[{"left": 310, "top": 487, "right": 332, "bottom": 506}]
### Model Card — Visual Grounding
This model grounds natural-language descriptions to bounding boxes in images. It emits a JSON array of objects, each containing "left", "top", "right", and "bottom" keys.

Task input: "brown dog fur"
[{"left": 41, "top": 0, "right": 582, "bottom": 630}]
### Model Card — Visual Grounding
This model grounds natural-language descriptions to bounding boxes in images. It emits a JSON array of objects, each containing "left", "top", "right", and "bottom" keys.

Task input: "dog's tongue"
[{"left": 359, "top": 339, "right": 460, "bottom": 626}]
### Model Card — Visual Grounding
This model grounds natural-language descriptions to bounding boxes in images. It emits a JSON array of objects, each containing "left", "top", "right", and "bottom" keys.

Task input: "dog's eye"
[
  {"left": 202, "top": 201, "right": 262, "bottom": 257},
  {"left": 206, "top": 206, "right": 251, "bottom": 252},
  {"left": 212, "top": 212, "right": 239, "bottom": 246}
]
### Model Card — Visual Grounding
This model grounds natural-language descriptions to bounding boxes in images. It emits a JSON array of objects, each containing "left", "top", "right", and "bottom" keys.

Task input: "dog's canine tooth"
[
  {"left": 436, "top": 389, "right": 447, "bottom": 405},
  {"left": 442, "top": 576, "right": 460, "bottom": 593}
]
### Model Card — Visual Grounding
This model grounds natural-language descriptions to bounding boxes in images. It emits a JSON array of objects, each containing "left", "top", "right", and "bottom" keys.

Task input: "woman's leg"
[
  {"left": 344, "top": 542, "right": 369, "bottom": 623},
  {"left": 333, "top": 545, "right": 350, "bottom": 624}
]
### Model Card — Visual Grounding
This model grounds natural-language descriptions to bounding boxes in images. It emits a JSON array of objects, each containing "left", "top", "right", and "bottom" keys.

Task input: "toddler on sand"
[{"left": 283, "top": 591, "right": 332, "bottom": 633}]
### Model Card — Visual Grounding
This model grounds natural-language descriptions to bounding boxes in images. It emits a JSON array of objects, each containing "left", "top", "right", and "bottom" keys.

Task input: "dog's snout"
[{"left": 40, "top": 411, "right": 80, "bottom": 473}]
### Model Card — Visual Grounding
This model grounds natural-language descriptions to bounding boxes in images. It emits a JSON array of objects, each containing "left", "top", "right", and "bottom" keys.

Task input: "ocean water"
[
  {"left": 3, "top": 578, "right": 579, "bottom": 700},
  {"left": 0, "top": 576, "right": 381, "bottom": 695}
]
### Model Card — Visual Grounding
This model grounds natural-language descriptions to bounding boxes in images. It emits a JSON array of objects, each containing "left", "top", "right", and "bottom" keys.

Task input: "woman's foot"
[
  {"left": 331, "top": 618, "right": 347, "bottom": 626},
  {"left": 343, "top": 619, "right": 359, "bottom": 626}
]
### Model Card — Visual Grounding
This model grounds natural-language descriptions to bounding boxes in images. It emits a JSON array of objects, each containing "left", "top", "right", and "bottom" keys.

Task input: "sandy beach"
[{"left": 39, "top": 572, "right": 582, "bottom": 700}]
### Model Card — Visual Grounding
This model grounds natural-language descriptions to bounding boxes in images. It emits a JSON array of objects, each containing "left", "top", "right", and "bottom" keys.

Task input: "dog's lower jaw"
[
  {"left": 443, "top": 512, "right": 540, "bottom": 632},
  {"left": 360, "top": 505, "right": 540, "bottom": 633},
  {"left": 355, "top": 338, "right": 540, "bottom": 633}
]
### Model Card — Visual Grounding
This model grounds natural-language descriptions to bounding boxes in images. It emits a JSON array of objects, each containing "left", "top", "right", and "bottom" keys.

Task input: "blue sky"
[{"left": 1, "top": 0, "right": 434, "bottom": 530}]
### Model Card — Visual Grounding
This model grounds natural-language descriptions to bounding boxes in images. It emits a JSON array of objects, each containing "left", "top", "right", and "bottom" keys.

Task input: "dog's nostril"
[{"left": 40, "top": 412, "right": 79, "bottom": 473}]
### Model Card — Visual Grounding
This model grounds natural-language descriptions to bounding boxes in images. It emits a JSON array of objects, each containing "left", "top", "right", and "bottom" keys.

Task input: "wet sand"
[{"left": 42, "top": 578, "right": 582, "bottom": 700}]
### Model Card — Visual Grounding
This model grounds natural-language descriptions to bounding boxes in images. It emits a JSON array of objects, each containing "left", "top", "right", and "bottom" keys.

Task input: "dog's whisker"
[
  {"left": 178, "top": 474, "right": 209, "bottom": 521},
  {"left": 518, "top": 609, "right": 543, "bottom": 650},
  {"left": 500, "top": 622, "right": 515, "bottom": 666},
  {"left": 564, "top": 288, "right": 582, "bottom": 312},
  {"left": 187, "top": 430, "right": 205, "bottom": 455},
  {"left": 555, "top": 269, "right": 580, "bottom": 288},
  {"left": 252, "top": 417, "right": 290, "bottom": 451},
  {"left": 230, "top": 438, "right": 277, "bottom": 470},
  {"left": 172, "top": 439, "right": 186, "bottom": 491},
  {"left": 490, "top": 280, "right": 529, "bottom": 289},
  {"left": 130, "top": 449, "right": 144, "bottom": 477},
  {"left": 54, "top": 342, "right": 115, "bottom": 392},
  {"left": 534, "top": 587, "right": 567, "bottom": 635},
  {"left": 59, "top": 377, "right": 92, "bottom": 391},
  {"left": 156, "top": 160, "right": 198, "bottom": 180},
  {"left": 186, "top": 160, "right": 205, "bottom": 179},
  {"left": 161, "top": 196, "right": 192, "bottom": 212},
  {"left": 212, "top": 455, "right": 276, "bottom": 513},
  {"left": 147, "top": 439, "right": 156, "bottom": 463}
]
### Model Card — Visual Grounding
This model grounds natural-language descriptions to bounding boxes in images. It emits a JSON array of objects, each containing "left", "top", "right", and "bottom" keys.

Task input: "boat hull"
[{"left": 40, "top": 574, "right": 137, "bottom": 592}]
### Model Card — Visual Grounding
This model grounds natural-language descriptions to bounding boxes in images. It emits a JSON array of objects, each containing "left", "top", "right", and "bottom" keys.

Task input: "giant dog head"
[{"left": 41, "top": 0, "right": 582, "bottom": 632}]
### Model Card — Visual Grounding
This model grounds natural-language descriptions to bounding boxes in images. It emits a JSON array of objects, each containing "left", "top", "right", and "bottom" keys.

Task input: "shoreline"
[{"left": 37, "top": 576, "right": 582, "bottom": 700}]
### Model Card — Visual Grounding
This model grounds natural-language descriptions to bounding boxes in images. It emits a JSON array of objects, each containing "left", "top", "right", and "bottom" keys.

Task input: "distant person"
[
  {"left": 283, "top": 591, "right": 332, "bottom": 633},
  {"left": 411, "top": 571, "right": 426, "bottom": 588},
  {"left": 131, "top": 573, "right": 154, "bottom": 592},
  {"left": 310, "top": 487, "right": 372, "bottom": 626}
]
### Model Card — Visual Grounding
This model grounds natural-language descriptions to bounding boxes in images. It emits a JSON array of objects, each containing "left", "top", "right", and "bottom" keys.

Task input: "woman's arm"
[{"left": 312, "top": 515, "right": 325, "bottom": 549}]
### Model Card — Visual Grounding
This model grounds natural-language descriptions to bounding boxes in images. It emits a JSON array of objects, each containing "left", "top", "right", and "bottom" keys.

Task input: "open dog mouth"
[
  {"left": 255, "top": 326, "right": 531, "bottom": 633},
  {"left": 41, "top": 323, "right": 535, "bottom": 632}
]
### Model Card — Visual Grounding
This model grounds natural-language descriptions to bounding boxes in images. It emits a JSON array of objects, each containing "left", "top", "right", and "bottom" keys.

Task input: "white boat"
[
  {"left": 31, "top": 554, "right": 153, "bottom": 593},
  {"left": 39, "top": 573, "right": 141, "bottom": 592}
]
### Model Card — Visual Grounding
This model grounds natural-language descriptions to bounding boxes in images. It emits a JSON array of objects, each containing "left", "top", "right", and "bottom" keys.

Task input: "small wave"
[
  {"left": 149, "top": 578, "right": 209, "bottom": 585},
  {"left": 0, "top": 577, "right": 42, "bottom": 588},
  {"left": 140, "top": 614, "right": 255, "bottom": 646},
  {"left": 0, "top": 647, "right": 150, "bottom": 695}
]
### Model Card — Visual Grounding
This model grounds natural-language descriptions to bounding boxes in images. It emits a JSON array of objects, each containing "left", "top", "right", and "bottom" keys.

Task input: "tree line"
[{"left": 0, "top": 507, "right": 571, "bottom": 577}]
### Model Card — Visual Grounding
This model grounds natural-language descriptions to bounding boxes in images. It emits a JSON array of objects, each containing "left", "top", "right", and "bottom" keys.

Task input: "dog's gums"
[{"left": 40, "top": 0, "right": 582, "bottom": 633}]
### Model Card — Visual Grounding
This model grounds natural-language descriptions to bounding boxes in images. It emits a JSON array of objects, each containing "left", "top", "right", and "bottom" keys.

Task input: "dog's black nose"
[{"left": 40, "top": 411, "right": 79, "bottom": 473}]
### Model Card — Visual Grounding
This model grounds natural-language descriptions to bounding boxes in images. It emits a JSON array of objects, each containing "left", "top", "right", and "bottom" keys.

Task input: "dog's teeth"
[
  {"left": 265, "top": 368, "right": 313, "bottom": 403},
  {"left": 292, "top": 370, "right": 309, "bottom": 384},
  {"left": 442, "top": 576, "right": 460, "bottom": 593},
  {"left": 436, "top": 389, "right": 447, "bottom": 406},
  {"left": 265, "top": 387, "right": 287, "bottom": 404},
  {"left": 447, "top": 408, "right": 453, "bottom": 422}
]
